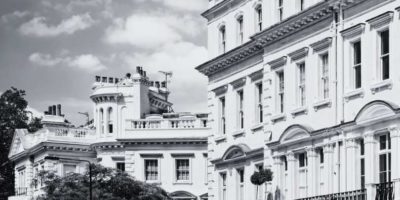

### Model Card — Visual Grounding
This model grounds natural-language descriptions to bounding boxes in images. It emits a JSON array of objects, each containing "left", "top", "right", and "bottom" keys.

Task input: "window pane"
[
  {"left": 380, "top": 135, "right": 386, "bottom": 150},
  {"left": 382, "top": 56, "right": 389, "bottom": 80},
  {"left": 353, "top": 41, "right": 361, "bottom": 65},
  {"left": 355, "top": 66, "right": 361, "bottom": 89},
  {"left": 381, "top": 30, "right": 389, "bottom": 54}
]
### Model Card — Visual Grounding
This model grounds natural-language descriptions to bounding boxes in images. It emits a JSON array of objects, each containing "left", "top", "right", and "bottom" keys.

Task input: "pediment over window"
[
  {"left": 279, "top": 124, "right": 312, "bottom": 143},
  {"left": 222, "top": 144, "right": 251, "bottom": 161},
  {"left": 355, "top": 100, "right": 398, "bottom": 123}
]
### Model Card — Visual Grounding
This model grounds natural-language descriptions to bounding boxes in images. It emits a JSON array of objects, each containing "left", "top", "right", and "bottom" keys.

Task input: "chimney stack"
[
  {"left": 136, "top": 66, "right": 141, "bottom": 74},
  {"left": 161, "top": 81, "right": 166, "bottom": 88},
  {"left": 143, "top": 71, "right": 146, "bottom": 77},
  {"left": 150, "top": 81, "right": 154, "bottom": 87},
  {"left": 48, "top": 106, "right": 53, "bottom": 115},
  {"left": 155, "top": 81, "right": 160, "bottom": 88},
  {"left": 115, "top": 78, "right": 119, "bottom": 84},
  {"left": 126, "top": 73, "right": 131, "bottom": 79},
  {"left": 95, "top": 76, "right": 101, "bottom": 82},
  {"left": 57, "top": 104, "right": 62, "bottom": 116},
  {"left": 52, "top": 105, "right": 57, "bottom": 116},
  {"left": 102, "top": 77, "right": 107, "bottom": 83}
]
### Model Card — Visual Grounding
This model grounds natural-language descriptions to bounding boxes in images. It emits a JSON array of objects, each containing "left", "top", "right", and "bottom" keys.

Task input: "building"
[
  {"left": 8, "top": 67, "right": 210, "bottom": 200},
  {"left": 196, "top": 0, "right": 400, "bottom": 200}
]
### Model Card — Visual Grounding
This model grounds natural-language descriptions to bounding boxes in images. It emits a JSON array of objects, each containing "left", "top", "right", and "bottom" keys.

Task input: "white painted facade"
[
  {"left": 8, "top": 68, "right": 210, "bottom": 200},
  {"left": 197, "top": 0, "right": 400, "bottom": 200}
]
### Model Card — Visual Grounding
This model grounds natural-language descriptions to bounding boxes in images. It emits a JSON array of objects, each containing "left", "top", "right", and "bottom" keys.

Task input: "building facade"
[
  {"left": 8, "top": 68, "right": 210, "bottom": 200},
  {"left": 196, "top": 0, "right": 400, "bottom": 200}
]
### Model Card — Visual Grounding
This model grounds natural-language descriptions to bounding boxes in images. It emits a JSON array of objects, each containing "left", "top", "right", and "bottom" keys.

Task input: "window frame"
[
  {"left": 378, "top": 28, "right": 390, "bottom": 80},
  {"left": 255, "top": 82, "right": 263, "bottom": 123},
  {"left": 174, "top": 158, "right": 192, "bottom": 183},
  {"left": 237, "top": 90, "right": 244, "bottom": 129},
  {"left": 278, "top": 0, "right": 284, "bottom": 21},
  {"left": 351, "top": 40, "right": 362, "bottom": 89},
  {"left": 144, "top": 158, "right": 160, "bottom": 182},
  {"left": 237, "top": 168, "right": 245, "bottom": 200},
  {"left": 297, "top": 62, "right": 306, "bottom": 107},
  {"left": 255, "top": 4, "right": 262, "bottom": 32},
  {"left": 276, "top": 70, "right": 285, "bottom": 113},
  {"left": 236, "top": 15, "right": 244, "bottom": 45},
  {"left": 219, "top": 25, "right": 227, "bottom": 54},
  {"left": 220, "top": 172, "right": 227, "bottom": 200},
  {"left": 319, "top": 53, "right": 330, "bottom": 99},
  {"left": 378, "top": 132, "right": 391, "bottom": 183},
  {"left": 116, "top": 162, "right": 125, "bottom": 172},
  {"left": 219, "top": 96, "right": 226, "bottom": 134}
]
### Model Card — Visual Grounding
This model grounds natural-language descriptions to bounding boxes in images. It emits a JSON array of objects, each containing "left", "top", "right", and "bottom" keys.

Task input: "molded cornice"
[
  {"left": 340, "top": 23, "right": 365, "bottom": 38},
  {"left": 310, "top": 37, "right": 332, "bottom": 53},
  {"left": 267, "top": 56, "right": 287, "bottom": 70},
  {"left": 366, "top": 11, "right": 394, "bottom": 29},
  {"left": 288, "top": 47, "right": 309, "bottom": 61},
  {"left": 212, "top": 85, "right": 228, "bottom": 96},
  {"left": 249, "top": 70, "right": 263, "bottom": 81},
  {"left": 230, "top": 77, "right": 246, "bottom": 89}
]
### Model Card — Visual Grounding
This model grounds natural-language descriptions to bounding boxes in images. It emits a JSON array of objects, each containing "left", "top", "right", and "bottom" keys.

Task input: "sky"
[{"left": 0, "top": 0, "right": 209, "bottom": 125}]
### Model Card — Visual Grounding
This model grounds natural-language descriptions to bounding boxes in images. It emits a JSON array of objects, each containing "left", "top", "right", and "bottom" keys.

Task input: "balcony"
[
  {"left": 375, "top": 182, "right": 394, "bottom": 200},
  {"left": 47, "top": 127, "right": 95, "bottom": 138},
  {"left": 126, "top": 118, "right": 208, "bottom": 130},
  {"left": 296, "top": 189, "right": 366, "bottom": 200}
]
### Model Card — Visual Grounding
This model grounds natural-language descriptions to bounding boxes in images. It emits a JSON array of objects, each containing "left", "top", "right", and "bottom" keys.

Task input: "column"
[
  {"left": 345, "top": 138, "right": 358, "bottom": 191},
  {"left": 389, "top": 126, "right": 400, "bottom": 200},
  {"left": 306, "top": 147, "right": 317, "bottom": 197},
  {"left": 272, "top": 156, "right": 282, "bottom": 200},
  {"left": 26, "top": 157, "right": 34, "bottom": 198},
  {"left": 323, "top": 143, "right": 334, "bottom": 194},
  {"left": 287, "top": 151, "right": 296, "bottom": 200},
  {"left": 364, "top": 131, "right": 377, "bottom": 200}
]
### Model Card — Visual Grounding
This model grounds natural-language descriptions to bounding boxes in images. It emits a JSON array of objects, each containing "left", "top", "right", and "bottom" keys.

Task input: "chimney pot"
[
  {"left": 150, "top": 81, "right": 154, "bottom": 87},
  {"left": 115, "top": 78, "right": 119, "bottom": 84},
  {"left": 57, "top": 104, "right": 62, "bottom": 116},
  {"left": 126, "top": 73, "right": 131, "bottom": 78},
  {"left": 48, "top": 106, "right": 53, "bottom": 115},
  {"left": 136, "top": 66, "right": 141, "bottom": 73},
  {"left": 95, "top": 76, "right": 101, "bottom": 82},
  {"left": 52, "top": 105, "right": 57, "bottom": 116},
  {"left": 161, "top": 81, "right": 166, "bottom": 88},
  {"left": 155, "top": 81, "right": 160, "bottom": 88},
  {"left": 102, "top": 77, "right": 107, "bottom": 82}
]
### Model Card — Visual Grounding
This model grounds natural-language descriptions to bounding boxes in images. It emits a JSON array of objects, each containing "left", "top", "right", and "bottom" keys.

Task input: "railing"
[
  {"left": 296, "top": 189, "right": 366, "bottom": 200},
  {"left": 127, "top": 118, "right": 208, "bottom": 130},
  {"left": 49, "top": 127, "right": 94, "bottom": 138},
  {"left": 15, "top": 187, "right": 27, "bottom": 196},
  {"left": 375, "top": 182, "right": 394, "bottom": 200}
]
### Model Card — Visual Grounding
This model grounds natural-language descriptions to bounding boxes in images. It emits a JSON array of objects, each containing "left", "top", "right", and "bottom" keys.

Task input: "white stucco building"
[
  {"left": 196, "top": 0, "right": 400, "bottom": 200},
  {"left": 8, "top": 67, "right": 210, "bottom": 200}
]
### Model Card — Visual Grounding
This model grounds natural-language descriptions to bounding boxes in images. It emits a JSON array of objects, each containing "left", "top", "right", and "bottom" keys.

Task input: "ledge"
[
  {"left": 214, "top": 135, "right": 227, "bottom": 143},
  {"left": 270, "top": 113, "right": 286, "bottom": 123},
  {"left": 249, "top": 70, "right": 263, "bottom": 81},
  {"left": 290, "top": 106, "right": 308, "bottom": 117},
  {"left": 268, "top": 56, "right": 287, "bottom": 70},
  {"left": 313, "top": 98, "right": 332, "bottom": 111},
  {"left": 367, "top": 11, "right": 394, "bottom": 29},
  {"left": 370, "top": 79, "right": 393, "bottom": 94},
  {"left": 344, "top": 88, "right": 364, "bottom": 102},
  {"left": 232, "top": 129, "right": 245, "bottom": 137},
  {"left": 250, "top": 123, "right": 264, "bottom": 132},
  {"left": 340, "top": 23, "right": 365, "bottom": 39},
  {"left": 288, "top": 47, "right": 309, "bottom": 61},
  {"left": 212, "top": 85, "right": 228, "bottom": 96},
  {"left": 173, "top": 181, "right": 193, "bottom": 185},
  {"left": 230, "top": 77, "right": 247, "bottom": 89},
  {"left": 310, "top": 37, "right": 332, "bottom": 53}
]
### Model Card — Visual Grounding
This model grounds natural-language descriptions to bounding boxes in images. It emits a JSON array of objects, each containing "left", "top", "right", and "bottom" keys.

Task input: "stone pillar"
[
  {"left": 345, "top": 138, "right": 358, "bottom": 191},
  {"left": 125, "top": 151, "right": 135, "bottom": 177},
  {"left": 323, "top": 143, "right": 334, "bottom": 194},
  {"left": 272, "top": 156, "right": 282, "bottom": 200},
  {"left": 364, "top": 131, "right": 377, "bottom": 200},
  {"left": 306, "top": 147, "right": 317, "bottom": 197},
  {"left": 26, "top": 157, "right": 34, "bottom": 198},
  {"left": 389, "top": 126, "right": 400, "bottom": 200},
  {"left": 287, "top": 151, "right": 296, "bottom": 200}
]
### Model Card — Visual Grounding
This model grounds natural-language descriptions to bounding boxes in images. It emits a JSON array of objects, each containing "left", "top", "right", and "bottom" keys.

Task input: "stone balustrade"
[{"left": 126, "top": 118, "right": 208, "bottom": 130}]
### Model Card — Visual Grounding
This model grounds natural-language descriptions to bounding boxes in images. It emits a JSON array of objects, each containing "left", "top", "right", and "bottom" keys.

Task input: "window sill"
[
  {"left": 173, "top": 181, "right": 193, "bottom": 185},
  {"left": 313, "top": 98, "right": 332, "bottom": 111},
  {"left": 370, "top": 79, "right": 392, "bottom": 94},
  {"left": 271, "top": 113, "right": 286, "bottom": 124},
  {"left": 232, "top": 129, "right": 245, "bottom": 137},
  {"left": 145, "top": 181, "right": 161, "bottom": 185},
  {"left": 344, "top": 88, "right": 364, "bottom": 102},
  {"left": 250, "top": 123, "right": 264, "bottom": 132},
  {"left": 290, "top": 106, "right": 308, "bottom": 117},
  {"left": 214, "top": 135, "right": 227, "bottom": 143}
]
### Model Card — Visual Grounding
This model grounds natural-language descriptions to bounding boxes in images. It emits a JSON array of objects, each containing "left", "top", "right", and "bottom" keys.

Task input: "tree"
[
  {"left": 250, "top": 168, "right": 273, "bottom": 200},
  {"left": 33, "top": 164, "right": 171, "bottom": 200},
  {"left": 0, "top": 87, "right": 43, "bottom": 198}
]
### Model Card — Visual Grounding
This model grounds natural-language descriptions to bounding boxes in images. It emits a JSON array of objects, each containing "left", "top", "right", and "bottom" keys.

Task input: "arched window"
[
  {"left": 99, "top": 108, "right": 104, "bottom": 134},
  {"left": 255, "top": 4, "right": 262, "bottom": 32},
  {"left": 219, "top": 25, "right": 226, "bottom": 54},
  {"left": 108, "top": 107, "right": 113, "bottom": 134},
  {"left": 236, "top": 15, "right": 244, "bottom": 44}
]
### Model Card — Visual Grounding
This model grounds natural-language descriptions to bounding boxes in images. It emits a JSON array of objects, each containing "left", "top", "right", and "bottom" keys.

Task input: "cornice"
[
  {"left": 211, "top": 147, "right": 264, "bottom": 167},
  {"left": 90, "top": 93, "right": 122, "bottom": 103},
  {"left": 202, "top": 0, "right": 245, "bottom": 21},
  {"left": 366, "top": 11, "right": 394, "bottom": 29},
  {"left": 267, "top": 56, "right": 287, "bottom": 70},
  {"left": 340, "top": 23, "right": 365, "bottom": 38},
  {"left": 212, "top": 85, "right": 228, "bottom": 96},
  {"left": 249, "top": 69, "right": 263, "bottom": 81},
  {"left": 288, "top": 47, "right": 309, "bottom": 61},
  {"left": 396, "top": 6, "right": 400, "bottom": 12},
  {"left": 310, "top": 37, "right": 332, "bottom": 53},
  {"left": 230, "top": 77, "right": 246, "bottom": 89}
]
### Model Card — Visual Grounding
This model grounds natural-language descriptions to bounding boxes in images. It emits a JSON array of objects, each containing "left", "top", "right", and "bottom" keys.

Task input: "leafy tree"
[
  {"left": 33, "top": 164, "right": 171, "bottom": 200},
  {"left": 0, "top": 87, "right": 43, "bottom": 198},
  {"left": 250, "top": 168, "right": 273, "bottom": 200}
]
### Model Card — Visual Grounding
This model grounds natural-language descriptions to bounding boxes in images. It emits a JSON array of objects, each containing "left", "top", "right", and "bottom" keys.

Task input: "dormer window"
[
  {"left": 255, "top": 5, "right": 262, "bottom": 32},
  {"left": 237, "top": 16, "right": 244, "bottom": 44},
  {"left": 219, "top": 25, "right": 226, "bottom": 54}
]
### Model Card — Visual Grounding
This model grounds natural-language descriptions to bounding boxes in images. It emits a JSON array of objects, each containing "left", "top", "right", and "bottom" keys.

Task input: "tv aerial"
[{"left": 158, "top": 71, "right": 173, "bottom": 89}]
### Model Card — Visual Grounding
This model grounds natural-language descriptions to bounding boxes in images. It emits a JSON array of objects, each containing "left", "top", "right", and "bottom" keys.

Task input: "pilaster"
[
  {"left": 287, "top": 151, "right": 296, "bottom": 200},
  {"left": 306, "top": 147, "right": 317, "bottom": 197},
  {"left": 389, "top": 126, "right": 400, "bottom": 200},
  {"left": 323, "top": 143, "right": 334, "bottom": 194},
  {"left": 345, "top": 138, "right": 358, "bottom": 191},
  {"left": 364, "top": 131, "right": 377, "bottom": 200},
  {"left": 26, "top": 157, "right": 34, "bottom": 198},
  {"left": 272, "top": 156, "right": 283, "bottom": 200},
  {"left": 125, "top": 151, "right": 135, "bottom": 177}
]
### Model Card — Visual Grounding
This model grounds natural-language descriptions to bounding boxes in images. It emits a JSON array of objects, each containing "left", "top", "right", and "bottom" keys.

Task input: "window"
[
  {"left": 298, "top": 153, "right": 307, "bottom": 168},
  {"left": 100, "top": 108, "right": 104, "bottom": 134},
  {"left": 319, "top": 148, "right": 324, "bottom": 164},
  {"left": 255, "top": 5, "right": 262, "bottom": 32},
  {"left": 278, "top": 0, "right": 284, "bottom": 21},
  {"left": 299, "top": 0, "right": 305, "bottom": 11},
  {"left": 220, "top": 173, "right": 227, "bottom": 200},
  {"left": 237, "top": 169, "right": 244, "bottom": 200},
  {"left": 298, "top": 152, "right": 308, "bottom": 197},
  {"left": 116, "top": 162, "right": 125, "bottom": 172},
  {"left": 359, "top": 139, "right": 365, "bottom": 189},
  {"left": 219, "top": 26, "right": 226, "bottom": 54},
  {"left": 237, "top": 90, "right": 244, "bottom": 129},
  {"left": 379, "top": 30, "right": 389, "bottom": 80},
  {"left": 282, "top": 156, "right": 288, "bottom": 171},
  {"left": 145, "top": 159, "right": 159, "bottom": 181},
  {"left": 176, "top": 159, "right": 190, "bottom": 181},
  {"left": 237, "top": 16, "right": 244, "bottom": 44},
  {"left": 18, "top": 169, "right": 26, "bottom": 188},
  {"left": 63, "top": 164, "right": 76, "bottom": 176},
  {"left": 298, "top": 63, "right": 306, "bottom": 106},
  {"left": 320, "top": 54, "right": 329, "bottom": 99},
  {"left": 352, "top": 41, "right": 362, "bottom": 89},
  {"left": 108, "top": 107, "right": 113, "bottom": 134},
  {"left": 256, "top": 83, "right": 263, "bottom": 123},
  {"left": 378, "top": 133, "right": 391, "bottom": 183},
  {"left": 277, "top": 71, "right": 285, "bottom": 113},
  {"left": 220, "top": 97, "right": 226, "bottom": 134}
]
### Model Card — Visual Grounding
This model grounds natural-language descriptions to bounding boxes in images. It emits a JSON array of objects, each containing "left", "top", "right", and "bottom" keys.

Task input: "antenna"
[
  {"left": 78, "top": 112, "right": 90, "bottom": 125},
  {"left": 158, "top": 71, "right": 173, "bottom": 89}
]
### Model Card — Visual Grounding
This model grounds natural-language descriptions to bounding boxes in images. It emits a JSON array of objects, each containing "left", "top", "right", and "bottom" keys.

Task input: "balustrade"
[
  {"left": 15, "top": 187, "right": 27, "bottom": 196},
  {"left": 128, "top": 118, "right": 208, "bottom": 130},
  {"left": 296, "top": 189, "right": 366, "bottom": 200},
  {"left": 375, "top": 182, "right": 394, "bottom": 200}
]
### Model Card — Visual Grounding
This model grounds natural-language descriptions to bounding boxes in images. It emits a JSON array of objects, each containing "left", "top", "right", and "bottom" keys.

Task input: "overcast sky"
[{"left": 0, "top": 0, "right": 209, "bottom": 125}]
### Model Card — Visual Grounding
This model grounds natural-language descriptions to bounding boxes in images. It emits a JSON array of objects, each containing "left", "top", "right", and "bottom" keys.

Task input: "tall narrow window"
[
  {"left": 100, "top": 108, "right": 104, "bottom": 134},
  {"left": 277, "top": 71, "right": 285, "bottom": 113},
  {"left": 221, "top": 173, "right": 227, "bottom": 200},
  {"left": 299, "top": 0, "right": 305, "bottom": 11},
  {"left": 320, "top": 54, "right": 329, "bottom": 99},
  {"left": 116, "top": 162, "right": 125, "bottom": 172},
  {"left": 237, "top": 90, "right": 244, "bottom": 129},
  {"left": 380, "top": 30, "right": 389, "bottom": 80},
  {"left": 379, "top": 133, "right": 391, "bottom": 183},
  {"left": 108, "top": 107, "right": 113, "bottom": 134},
  {"left": 359, "top": 139, "right": 365, "bottom": 189},
  {"left": 237, "top": 169, "right": 244, "bottom": 200},
  {"left": 353, "top": 41, "right": 362, "bottom": 89},
  {"left": 176, "top": 159, "right": 190, "bottom": 181},
  {"left": 145, "top": 159, "right": 159, "bottom": 181},
  {"left": 219, "top": 26, "right": 226, "bottom": 54},
  {"left": 298, "top": 63, "right": 306, "bottom": 106},
  {"left": 220, "top": 97, "right": 226, "bottom": 134},
  {"left": 298, "top": 152, "right": 308, "bottom": 197},
  {"left": 278, "top": 0, "right": 284, "bottom": 21},
  {"left": 255, "top": 5, "right": 262, "bottom": 32},
  {"left": 237, "top": 16, "right": 244, "bottom": 44},
  {"left": 256, "top": 83, "right": 263, "bottom": 123}
]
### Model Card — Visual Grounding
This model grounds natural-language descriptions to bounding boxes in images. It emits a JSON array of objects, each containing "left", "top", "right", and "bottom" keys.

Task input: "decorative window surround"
[
  {"left": 313, "top": 98, "right": 332, "bottom": 111},
  {"left": 344, "top": 88, "right": 364, "bottom": 102},
  {"left": 290, "top": 106, "right": 308, "bottom": 117},
  {"left": 214, "top": 135, "right": 227, "bottom": 143},
  {"left": 310, "top": 37, "right": 332, "bottom": 53},
  {"left": 270, "top": 113, "right": 286, "bottom": 123},
  {"left": 171, "top": 153, "right": 195, "bottom": 158},
  {"left": 111, "top": 157, "right": 125, "bottom": 161},
  {"left": 232, "top": 129, "right": 245, "bottom": 137},
  {"left": 212, "top": 85, "right": 228, "bottom": 96},
  {"left": 366, "top": 11, "right": 394, "bottom": 30},
  {"left": 251, "top": 123, "right": 264, "bottom": 132},
  {"left": 140, "top": 153, "right": 163, "bottom": 158},
  {"left": 249, "top": 70, "right": 263, "bottom": 81},
  {"left": 340, "top": 23, "right": 365, "bottom": 39},
  {"left": 268, "top": 56, "right": 287, "bottom": 70},
  {"left": 288, "top": 47, "right": 309, "bottom": 61},
  {"left": 230, "top": 78, "right": 247, "bottom": 89},
  {"left": 370, "top": 79, "right": 393, "bottom": 94}
]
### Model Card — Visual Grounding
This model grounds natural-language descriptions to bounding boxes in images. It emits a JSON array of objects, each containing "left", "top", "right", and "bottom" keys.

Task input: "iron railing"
[
  {"left": 375, "top": 182, "right": 394, "bottom": 200},
  {"left": 296, "top": 189, "right": 366, "bottom": 200},
  {"left": 14, "top": 187, "right": 27, "bottom": 196}
]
